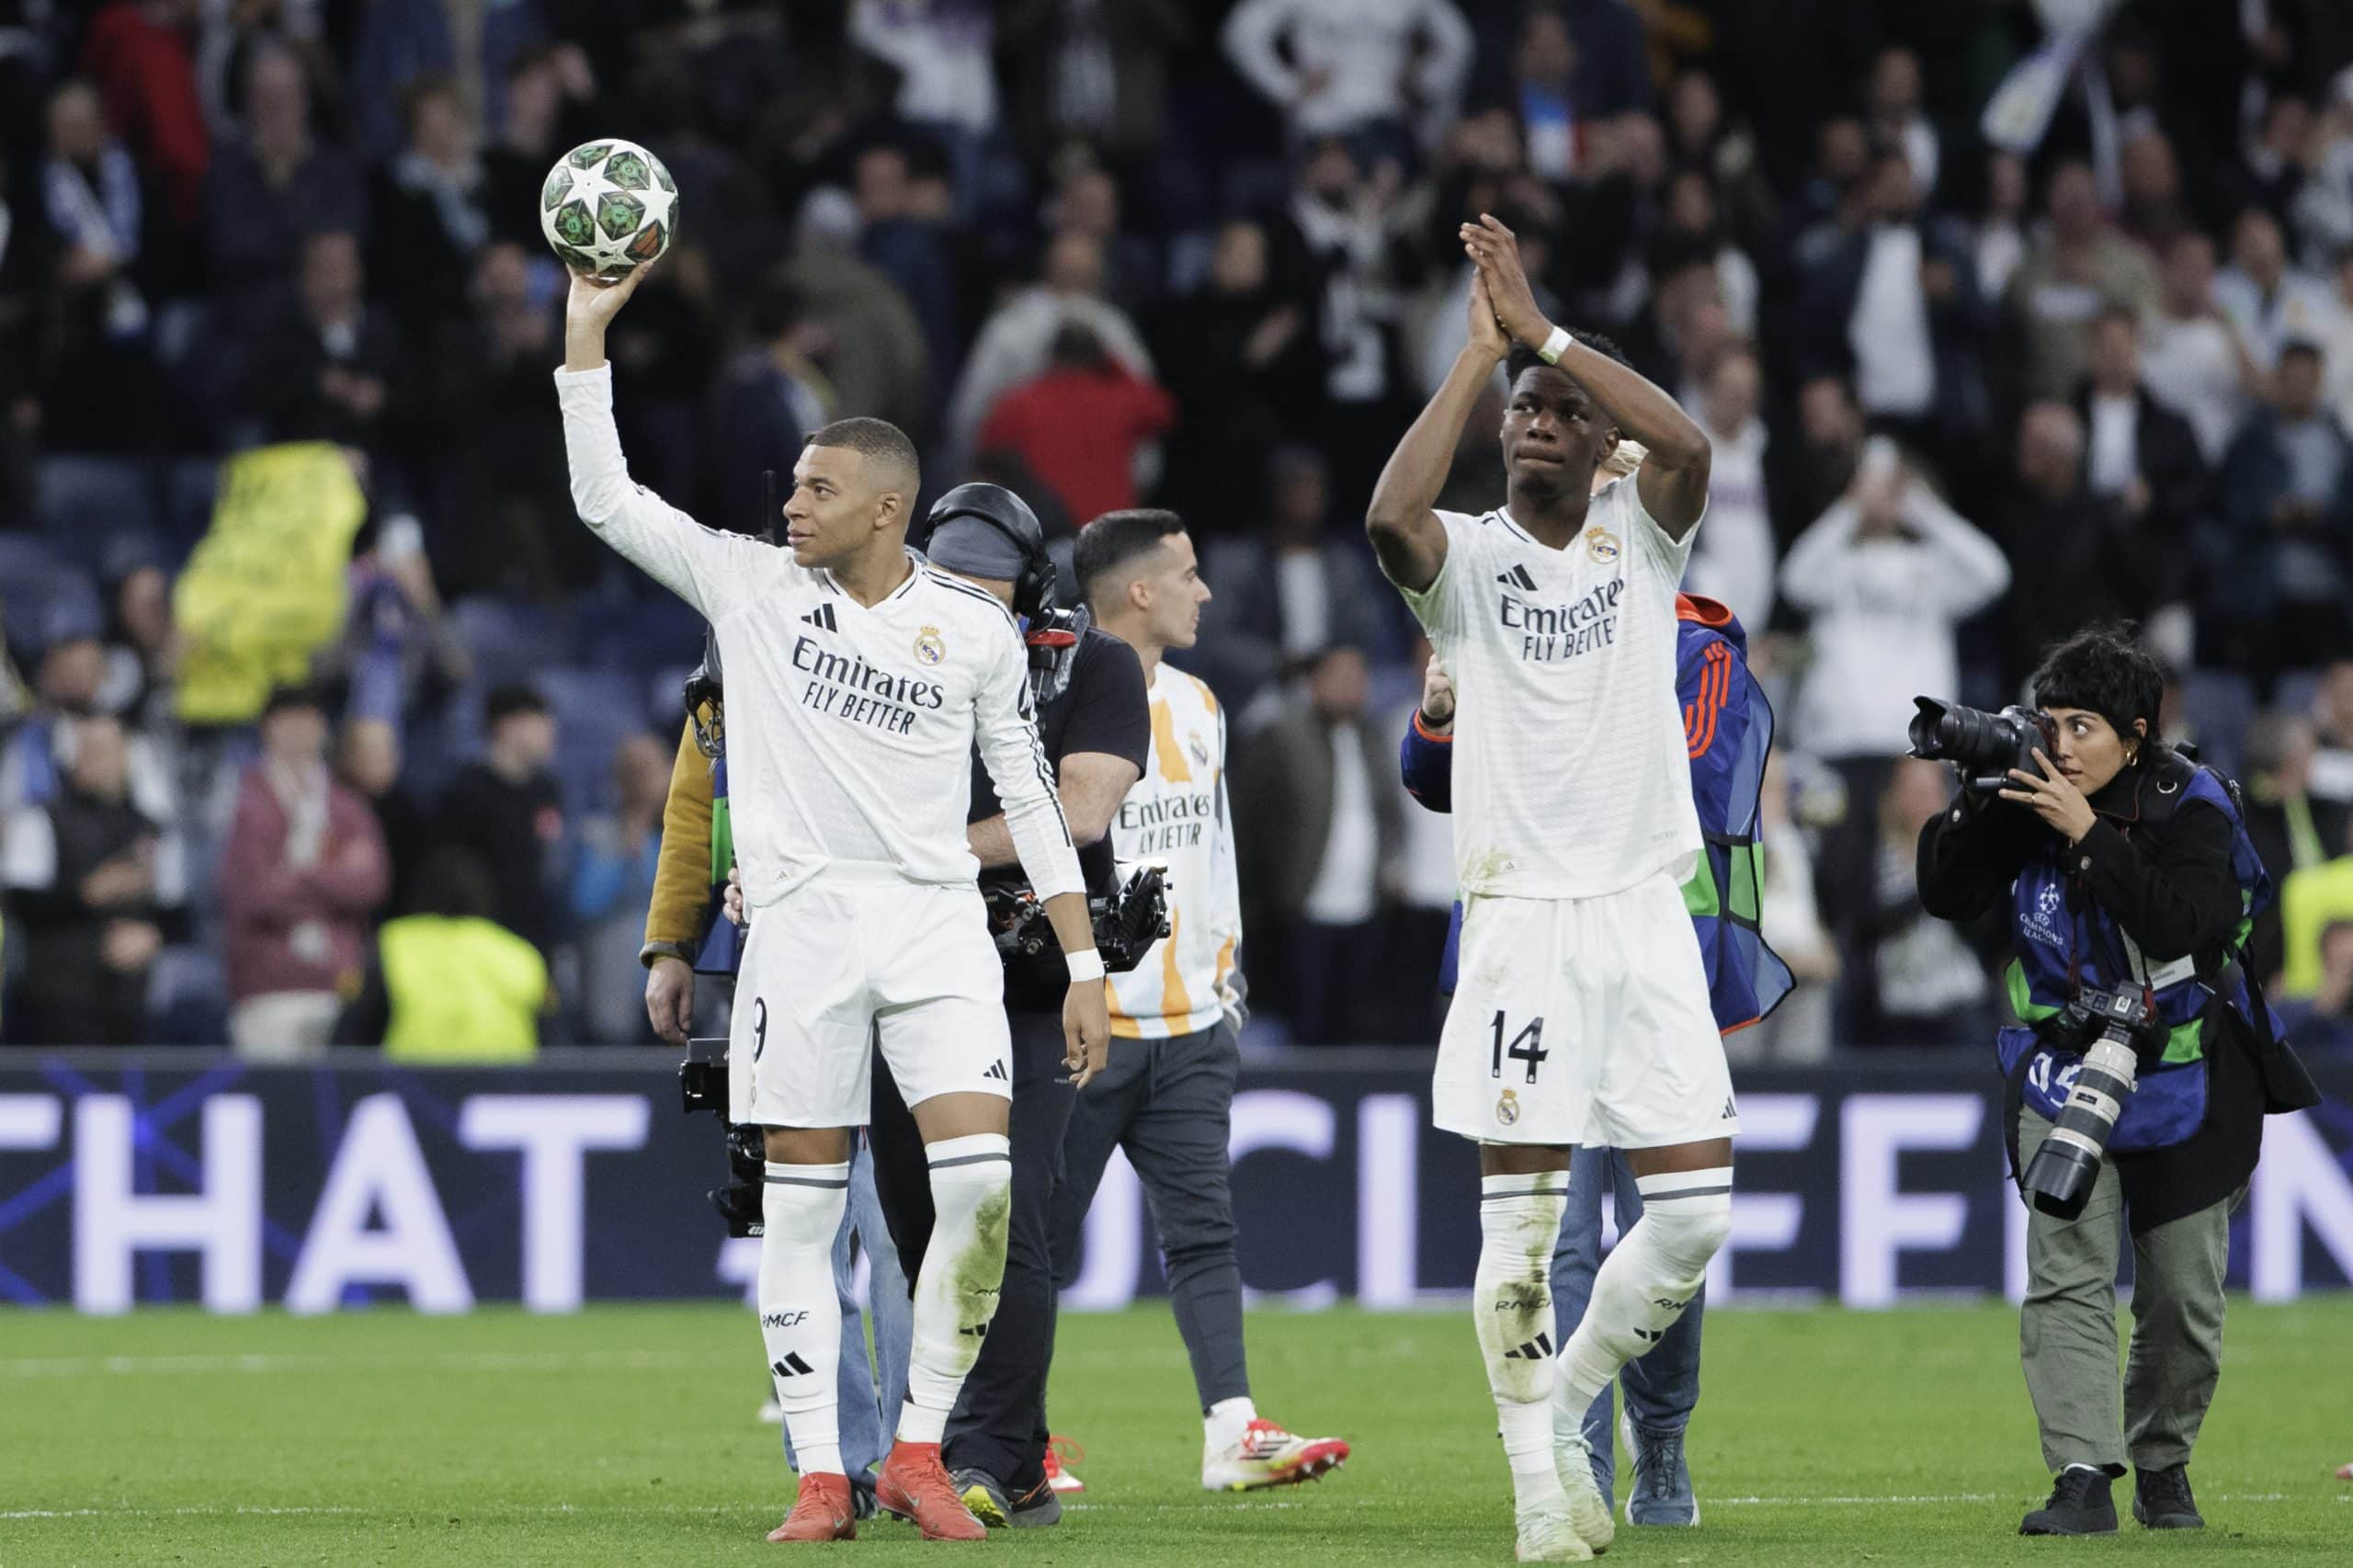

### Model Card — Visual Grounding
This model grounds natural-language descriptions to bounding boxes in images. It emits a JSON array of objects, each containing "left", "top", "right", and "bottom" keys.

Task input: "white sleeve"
[
  {"left": 557, "top": 364, "right": 767, "bottom": 619},
  {"left": 1394, "top": 509, "right": 1473, "bottom": 637},
  {"left": 1221, "top": 0, "right": 1299, "bottom": 108},
  {"left": 1210, "top": 704, "right": 1245, "bottom": 1001},
  {"left": 1904, "top": 484, "right": 2012, "bottom": 616},
  {"left": 1621, "top": 473, "right": 1702, "bottom": 579},
  {"left": 974, "top": 620, "right": 1086, "bottom": 903}
]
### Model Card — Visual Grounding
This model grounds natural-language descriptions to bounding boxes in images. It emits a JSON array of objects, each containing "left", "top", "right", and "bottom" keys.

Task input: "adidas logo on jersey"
[
  {"left": 983, "top": 1060, "right": 1009, "bottom": 1082},
  {"left": 801, "top": 603, "right": 838, "bottom": 632},
  {"left": 1495, "top": 563, "right": 1538, "bottom": 590}
]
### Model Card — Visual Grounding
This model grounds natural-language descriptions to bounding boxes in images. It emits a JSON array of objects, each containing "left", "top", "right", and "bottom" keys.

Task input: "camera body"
[
  {"left": 679, "top": 1040, "right": 763, "bottom": 1237},
  {"left": 984, "top": 862, "right": 1171, "bottom": 1007},
  {"left": 2020, "top": 983, "right": 2152, "bottom": 1220},
  {"left": 1908, "top": 697, "right": 2058, "bottom": 796}
]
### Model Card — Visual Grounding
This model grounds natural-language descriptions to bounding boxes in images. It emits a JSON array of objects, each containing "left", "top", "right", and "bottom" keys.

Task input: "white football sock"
[
  {"left": 761, "top": 1160, "right": 850, "bottom": 1477},
  {"left": 898, "top": 1133, "right": 1012, "bottom": 1446},
  {"left": 1475, "top": 1171, "right": 1569, "bottom": 1509},
  {"left": 1205, "top": 1394, "right": 1257, "bottom": 1451},
  {"left": 1553, "top": 1167, "right": 1731, "bottom": 1418}
]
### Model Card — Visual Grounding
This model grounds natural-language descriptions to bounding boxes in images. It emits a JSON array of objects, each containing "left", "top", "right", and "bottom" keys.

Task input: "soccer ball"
[{"left": 539, "top": 138, "right": 677, "bottom": 282}]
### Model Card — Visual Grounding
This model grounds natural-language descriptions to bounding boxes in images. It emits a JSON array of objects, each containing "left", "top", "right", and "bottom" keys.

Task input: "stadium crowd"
[{"left": 3, "top": 0, "right": 2353, "bottom": 1057}]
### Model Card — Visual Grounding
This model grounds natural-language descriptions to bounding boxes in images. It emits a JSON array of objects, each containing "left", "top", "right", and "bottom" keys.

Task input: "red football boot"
[
  {"left": 877, "top": 1439, "right": 988, "bottom": 1540},
  {"left": 766, "top": 1471, "right": 857, "bottom": 1542}
]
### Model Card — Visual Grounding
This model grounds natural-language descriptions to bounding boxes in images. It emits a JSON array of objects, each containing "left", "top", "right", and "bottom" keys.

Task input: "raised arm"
[
  {"left": 1367, "top": 273, "right": 1507, "bottom": 591},
  {"left": 557, "top": 268, "right": 765, "bottom": 617},
  {"left": 1462, "top": 214, "right": 1711, "bottom": 537}
]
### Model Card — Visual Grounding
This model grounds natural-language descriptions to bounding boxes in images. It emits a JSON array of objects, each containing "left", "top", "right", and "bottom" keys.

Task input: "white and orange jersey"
[{"left": 1106, "top": 662, "right": 1242, "bottom": 1039}]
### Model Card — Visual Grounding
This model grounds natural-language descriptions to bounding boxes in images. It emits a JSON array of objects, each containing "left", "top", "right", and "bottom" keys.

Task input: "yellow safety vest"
[{"left": 380, "top": 915, "right": 547, "bottom": 1062}]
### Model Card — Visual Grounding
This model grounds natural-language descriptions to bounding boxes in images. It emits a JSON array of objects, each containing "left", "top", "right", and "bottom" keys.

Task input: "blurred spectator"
[
  {"left": 80, "top": 0, "right": 210, "bottom": 230},
  {"left": 436, "top": 683, "right": 563, "bottom": 955},
  {"left": 2073, "top": 308, "right": 2206, "bottom": 613},
  {"left": 1658, "top": 169, "right": 1757, "bottom": 338},
  {"left": 1148, "top": 217, "right": 1311, "bottom": 532},
  {"left": 220, "top": 686, "right": 387, "bottom": 1059},
  {"left": 2279, "top": 816, "right": 2353, "bottom": 1001},
  {"left": 996, "top": 0, "right": 1189, "bottom": 167},
  {"left": 2274, "top": 921, "right": 2353, "bottom": 1054},
  {"left": 1737, "top": 749, "right": 1836, "bottom": 1063},
  {"left": 95, "top": 553, "right": 176, "bottom": 724},
  {"left": 0, "top": 624, "right": 175, "bottom": 824},
  {"left": 715, "top": 281, "right": 831, "bottom": 536},
  {"left": 2006, "top": 160, "right": 2160, "bottom": 403},
  {"left": 1233, "top": 644, "right": 1400, "bottom": 1045},
  {"left": 1785, "top": 114, "right": 1870, "bottom": 273},
  {"left": 1221, "top": 0, "right": 1471, "bottom": 156},
  {"left": 2, "top": 713, "right": 181, "bottom": 1044},
  {"left": 569, "top": 732, "right": 670, "bottom": 1045},
  {"left": 232, "top": 229, "right": 404, "bottom": 454},
  {"left": 1048, "top": 162, "right": 1158, "bottom": 313},
  {"left": 1193, "top": 447, "right": 1383, "bottom": 717},
  {"left": 2311, "top": 244, "right": 2353, "bottom": 431},
  {"left": 1970, "top": 151, "right": 2030, "bottom": 301},
  {"left": 1663, "top": 68, "right": 1776, "bottom": 252},
  {"left": 369, "top": 75, "right": 489, "bottom": 333},
  {"left": 347, "top": 0, "right": 455, "bottom": 163},
  {"left": 1797, "top": 146, "right": 1987, "bottom": 468},
  {"left": 787, "top": 199, "right": 931, "bottom": 438},
  {"left": 2241, "top": 710, "right": 2345, "bottom": 984},
  {"left": 336, "top": 716, "right": 426, "bottom": 915},
  {"left": 2001, "top": 403, "right": 2147, "bottom": 695},
  {"left": 2310, "top": 660, "right": 2353, "bottom": 804},
  {"left": 205, "top": 43, "right": 364, "bottom": 329},
  {"left": 2213, "top": 341, "right": 2353, "bottom": 682},
  {"left": 1817, "top": 756, "right": 1991, "bottom": 1048},
  {"left": 1863, "top": 46, "right": 1938, "bottom": 202},
  {"left": 2142, "top": 229, "right": 2260, "bottom": 464},
  {"left": 946, "top": 230, "right": 1151, "bottom": 469},
  {"left": 854, "top": 138, "right": 961, "bottom": 381},
  {"left": 602, "top": 251, "right": 722, "bottom": 523},
  {"left": 336, "top": 846, "right": 548, "bottom": 1060},
  {"left": 2233, "top": 93, "right": 2313, "bottom": 232},
  {"left": 1510, "top": 4, "right": 1581, "bottom": 182},
  {"left": 2293, "top": 95, "right": 2353, "bottom": 266},
  {"left": 975, "top": 320, "right": 1175, "bottom": 527},
  {"left": 2214, "top": 206, "right": 2335, "bottom": 372},
  {"left": 1686, "top": 346, "right": 1775, "bottom": 633},
  {"left": 848, "top": 0, "right": 1002, "bottom": 220},
  {"left": 1777, "top": 371, "right": 1866, "bottom": 538},
  {"left": 2117, "top": 125, "right": 2192, "bottom": 256},
  {"left": 42, "top": 78, "right": 148, "bottom": 341},
  {"left": 1779, "top": 438, "right": 2010, "bottom": 764},
  {"left": 482, "top": 45, "right": 594, "bottom": 252}
]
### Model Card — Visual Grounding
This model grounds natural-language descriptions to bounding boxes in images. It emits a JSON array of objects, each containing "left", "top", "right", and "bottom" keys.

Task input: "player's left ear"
[{"left": 1600, "top": 428, "right": 1622, "bottom": 460}]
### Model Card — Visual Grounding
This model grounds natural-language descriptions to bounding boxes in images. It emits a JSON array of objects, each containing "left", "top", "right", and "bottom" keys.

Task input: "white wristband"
[
  {"left": 1536, "top": 325, "right": 1572, "bottom": 365},
  {"left": 1065, "top": 949, "right": 1106, "bottom": 983}
]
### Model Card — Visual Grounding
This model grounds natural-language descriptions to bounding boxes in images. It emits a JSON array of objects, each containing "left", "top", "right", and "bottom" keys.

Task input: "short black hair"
[
  {"left": 262, "top": 683, "right": 326, "bottom": 720},
  {"left": 1074, "top": 508, "right": 1188, "bottom": 610},
  {"left": 807, "top": 416, "right": 920, "bottom": 492},
  {"left": 410, "top": 846, "right": 499, "bottom": 921},
  {"left": 2279, "top": 338, "right": 2325, "bottom": 366},
  {"left": 1505, "top": 327, "right": 1630, "bottom": 389},
  {"left": 484, "top": 682, "right": 550, "bottom": 726},
  {"left": 2030, "top": 624, "right": 2164, "bottom": 745}
]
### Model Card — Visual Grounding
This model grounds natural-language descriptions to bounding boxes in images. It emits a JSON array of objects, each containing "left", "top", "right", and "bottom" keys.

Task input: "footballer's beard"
[{"left": 1510, "top": 465, "right": 1572, "bottom": 507}]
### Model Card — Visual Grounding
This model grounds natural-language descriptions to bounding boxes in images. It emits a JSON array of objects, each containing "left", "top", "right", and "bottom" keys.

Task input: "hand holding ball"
[{"left": 540, "top": 139, "right": 676, "bottom": 282}]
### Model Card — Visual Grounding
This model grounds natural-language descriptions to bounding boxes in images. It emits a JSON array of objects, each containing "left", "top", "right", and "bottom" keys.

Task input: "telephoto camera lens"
[{"left": 2022, "top": 1037, "right": 2139, "bottom": 1220}]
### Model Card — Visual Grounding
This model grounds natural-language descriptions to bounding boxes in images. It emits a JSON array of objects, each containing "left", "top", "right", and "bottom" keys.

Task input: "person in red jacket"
[
  {"left": 975, "top": 322, "right": 1176, "bottom": 527},
  {"left": 221, "top": 686, "right": 389, "bottom": 1059},
  {"left": 79, "top": 1, "right": 210, "bottom": 229}
]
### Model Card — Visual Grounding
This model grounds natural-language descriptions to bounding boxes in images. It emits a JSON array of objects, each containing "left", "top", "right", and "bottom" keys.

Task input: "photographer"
[{"left": 1915, "top": 627, "right": 2316, "bottom": 1538}]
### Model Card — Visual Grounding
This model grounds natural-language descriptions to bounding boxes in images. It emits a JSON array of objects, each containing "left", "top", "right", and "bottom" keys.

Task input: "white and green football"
[{"left": 539, "top": 138, "right": 676, "bottom": 281}]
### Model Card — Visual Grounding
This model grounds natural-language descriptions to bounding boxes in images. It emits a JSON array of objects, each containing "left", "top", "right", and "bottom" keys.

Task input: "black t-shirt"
[
  {"left": 436, "top": 763, "right": 565, "bottom": 953},
  {"left": 968, "top": 626, "right": 1149, "bottom": 898}
]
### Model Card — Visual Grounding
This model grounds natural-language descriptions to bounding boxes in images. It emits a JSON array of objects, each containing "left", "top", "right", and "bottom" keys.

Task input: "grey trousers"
[{"left": 2017, "top": 1109, "right": 2238, "bottom": 1475}]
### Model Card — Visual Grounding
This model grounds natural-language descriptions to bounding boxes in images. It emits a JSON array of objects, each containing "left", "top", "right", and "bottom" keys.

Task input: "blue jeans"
[
  {"left": 1550, "top": 1146, "right": 1704, "bottom": 1498},
  {"left": 783, "top": 1137, "right": 913, "bottom": 1481}
]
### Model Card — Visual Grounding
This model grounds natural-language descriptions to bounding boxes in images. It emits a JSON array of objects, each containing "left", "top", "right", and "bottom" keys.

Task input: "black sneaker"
[
  {"left": 848, "top": 1475, "right": 879, "bottom": 1521},
  {"left": 953, "top": 1467, "right": 1063, "bottom": 1529},
  {"left": 2020, "top": 1466, "right": 2119, "bottom": 1535},
  {"left": 2132, "top": 1465, "right": 2203, "bottom": 1529}
]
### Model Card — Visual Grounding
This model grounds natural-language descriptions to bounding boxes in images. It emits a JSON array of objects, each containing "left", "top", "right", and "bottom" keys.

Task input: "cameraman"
[{"left": 1915, "top": 627, "right": 2315, "bottom": 1538}]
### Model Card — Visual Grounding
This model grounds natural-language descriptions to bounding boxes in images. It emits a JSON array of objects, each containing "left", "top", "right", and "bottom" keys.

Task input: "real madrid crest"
[
  {"left": 914, "top": 625, "right": 946, "bottom": 665},
  {"left": 1586, "top": 528, "right": 1620, "bottom": 564},
  {"left": 1495, "top": 1089, "right": 1520, "bottom": 1127},
  {"left": 1188, "top": 730, "right": 1210, "bottom": 768}
]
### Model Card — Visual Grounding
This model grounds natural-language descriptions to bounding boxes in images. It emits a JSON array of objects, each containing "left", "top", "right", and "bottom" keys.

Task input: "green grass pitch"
[{"left": 3, "top": 1301, "right": 2347, "bottom": 1565}]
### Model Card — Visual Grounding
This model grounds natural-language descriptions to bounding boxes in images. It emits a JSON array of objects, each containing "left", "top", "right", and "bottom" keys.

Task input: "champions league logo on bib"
[
  {"left": 914, "top": 625, "right": 946, "bottom": 665},
  {"left": 2024, "top": 879, "right": 2067, "bottom": 949}
]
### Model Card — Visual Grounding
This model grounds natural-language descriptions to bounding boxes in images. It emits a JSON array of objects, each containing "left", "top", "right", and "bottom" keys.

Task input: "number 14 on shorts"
[{"left": 1490, "top": 1011, "right": 1547, "bottom": 1083}]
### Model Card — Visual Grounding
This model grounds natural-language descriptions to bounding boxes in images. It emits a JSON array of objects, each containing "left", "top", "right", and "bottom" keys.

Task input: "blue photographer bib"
[{"left": 1996, "top": 765, "right": 2275, "bottom": 1150}]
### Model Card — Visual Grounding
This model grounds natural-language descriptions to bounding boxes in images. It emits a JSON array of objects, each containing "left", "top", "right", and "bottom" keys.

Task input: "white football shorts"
[
  {"left": 1435, "top": 869, "right": 1738, "bottom": 1149},
  {"left": 728, "top": 871, "right": 1013, "bottom": 1128}
]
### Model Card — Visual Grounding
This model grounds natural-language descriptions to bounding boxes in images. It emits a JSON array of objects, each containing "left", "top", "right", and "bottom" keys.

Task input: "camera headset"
[{"left": 915, "top": 483, "right": 1057, "bottom": 622}]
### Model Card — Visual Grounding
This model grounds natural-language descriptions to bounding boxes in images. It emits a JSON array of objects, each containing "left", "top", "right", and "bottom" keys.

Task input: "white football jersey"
[
  {"left": 558, "top": 365, "right": 1081, "bottom": 910},
  {"left": 1399, "top": 476, "right": 1702, "bottom": 900},
  {"left": 1106, "top": 663, "right": 1241, "bottom": 1039}
]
